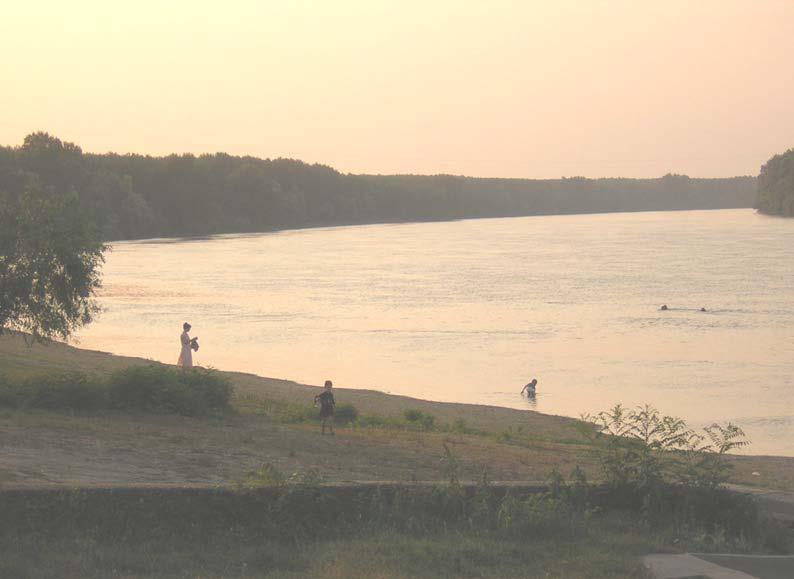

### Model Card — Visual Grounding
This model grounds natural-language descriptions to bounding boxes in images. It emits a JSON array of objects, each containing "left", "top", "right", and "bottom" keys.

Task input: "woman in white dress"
[{"left": 177, "top": 322, "right": 193, "bottom": 368}]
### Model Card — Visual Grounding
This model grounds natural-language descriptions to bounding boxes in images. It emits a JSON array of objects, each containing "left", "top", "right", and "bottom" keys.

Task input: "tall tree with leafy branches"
[{"left": 0, "top": 184, "right": 106, "bottom": 340}]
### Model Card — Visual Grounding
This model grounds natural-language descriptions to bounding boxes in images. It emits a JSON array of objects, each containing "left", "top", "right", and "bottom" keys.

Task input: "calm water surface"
[{"left": 75, "top": 209, "right": 794, "bottom": 456}]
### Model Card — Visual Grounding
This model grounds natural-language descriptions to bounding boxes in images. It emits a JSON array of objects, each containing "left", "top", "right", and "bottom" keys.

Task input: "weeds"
[
  {"left": 335, "top": 403, "right": 358, "bottom": 424},
  {"left": 580, "top": 404, "right": 753, "bottom": 526},
  {"left": 237, "top": 464, "right": 327, "bottom": 489},
  {"left": 238, "top": 463, "right": 287, "bottom": 488},
  {"left": 2, "top": 443, "right": 789, "bottom": 579},
  {"left": 403, "top": 409, "right": 436, "bottom": 430},
  {"left": 582, "top": 404, "right": 749, "bottom": 491}
]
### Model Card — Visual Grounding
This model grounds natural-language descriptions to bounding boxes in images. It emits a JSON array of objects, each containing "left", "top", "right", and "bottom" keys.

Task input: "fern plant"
[{"left": 582, "top": 404, "right": 749, "bottom": 493}]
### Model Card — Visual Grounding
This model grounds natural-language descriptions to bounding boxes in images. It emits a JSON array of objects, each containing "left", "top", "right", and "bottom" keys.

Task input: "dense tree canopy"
[
  {"left": 0, "top": 133, "right": 756, "bottom": 242},
  {"left": 756, "top": 148, "right": 794, "bottom": 217},
  {"left": 0, "top": 184, "right": 105, "bottom": 340}
]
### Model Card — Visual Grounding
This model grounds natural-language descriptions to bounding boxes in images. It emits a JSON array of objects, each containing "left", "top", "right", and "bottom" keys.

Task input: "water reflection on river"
[{"left": 75, "top": 209, "right": 794, "bottom": 456}]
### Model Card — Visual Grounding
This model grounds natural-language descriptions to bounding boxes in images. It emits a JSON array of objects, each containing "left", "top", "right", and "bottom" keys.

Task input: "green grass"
[
  {"left": 22, "top": 533, "right": 665, "bottom": 578},
  {"left": 238, "top": 393, "right": 483, "bottom": 435},
  {"left": 2, "top": 481, "right": 788, "bottom": 579},
  {"left": 0, "top": 364, "right": 232, "bottom": 416},
  {"left": 0, "top": 531, "right": 653, "bottom": 579}
]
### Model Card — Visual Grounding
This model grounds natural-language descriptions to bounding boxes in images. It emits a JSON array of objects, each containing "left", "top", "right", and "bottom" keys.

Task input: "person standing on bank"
[
  {"left": 177, "top": 322, "right": 194, "bottom": 368},
  {"left": 314, "top": 380, "right": 336, "bottom": 435}
]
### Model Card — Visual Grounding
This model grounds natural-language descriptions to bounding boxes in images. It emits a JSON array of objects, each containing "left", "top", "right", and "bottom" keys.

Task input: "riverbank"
[
  {"left": 73, "top": 208, "right": 794, "bottom": 457},
  {"left": 1, "top": 332, "right": 791, "bottom": 492}
]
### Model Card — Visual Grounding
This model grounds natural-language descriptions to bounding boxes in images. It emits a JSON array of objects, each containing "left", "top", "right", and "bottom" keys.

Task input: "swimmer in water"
[{"left": 521, "top": 379, "right": 538, "bottom": 397}]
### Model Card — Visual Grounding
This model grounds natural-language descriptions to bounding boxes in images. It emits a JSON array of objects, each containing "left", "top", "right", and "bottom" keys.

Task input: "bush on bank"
[{"left": 0, "top": 365, "right": 232, "bottom": 416}]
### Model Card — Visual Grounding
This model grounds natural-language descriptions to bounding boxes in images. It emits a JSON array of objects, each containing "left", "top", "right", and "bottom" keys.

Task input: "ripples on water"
[{"left": 76, "top": 209, "right": 794, "bottom": 456}]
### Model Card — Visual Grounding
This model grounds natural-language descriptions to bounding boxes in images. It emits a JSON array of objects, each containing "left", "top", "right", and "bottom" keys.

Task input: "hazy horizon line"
[{"left": 6, "top": 131, "right": 759, "bottom": 182}]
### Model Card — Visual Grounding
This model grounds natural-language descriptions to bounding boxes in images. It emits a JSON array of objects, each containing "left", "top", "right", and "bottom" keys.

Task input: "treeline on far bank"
[
  {"left": 0, "top": 132, "right": 757, "bottom": 241},
  {"left": 756, "top": 147, "right": 794, "bottom": 217}
]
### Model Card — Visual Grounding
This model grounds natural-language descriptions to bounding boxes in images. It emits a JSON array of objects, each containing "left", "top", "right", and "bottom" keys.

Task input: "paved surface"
[
  {"left": 727, "top": 484, "right": 794, "bottom": 523},
  {"left": 695, "top": 554, "right": 794, "bottom": 579},
  {"left": 644, "top": 554, "right": 794, "bottom": 579},
  {"left": 644, "top": 554, "right": 758, "bottom": 578}
]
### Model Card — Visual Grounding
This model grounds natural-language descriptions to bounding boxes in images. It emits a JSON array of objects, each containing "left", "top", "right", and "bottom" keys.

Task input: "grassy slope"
[
  {"left": 1, "top": 332, "right": 792, "bottom": 492},
  {"left": 3, "top": 333, "right": 793, "bottom": 579}
]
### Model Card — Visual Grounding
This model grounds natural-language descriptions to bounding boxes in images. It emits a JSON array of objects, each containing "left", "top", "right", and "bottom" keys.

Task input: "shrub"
[
  {"left": 25, "top": 372, "right": 108, "bottom": 412},
  {"left": 581, "top": 404, "right": 750, "bottom": 515},
  {"left": 0, "top": 365, "right": 232, "bottom": 416},
  {"left": 239, "top": 463, "right": 286, "bottom": 488},
  {"left": 108, "top": 365, "right": 232, "bottom": 415},
  {"left": 0, "top": 372, "right": 108, "bottom": 412},
  {"left": 107, "top": 365, "right": 172, "bottom": 412},
  {"left": 403, "top": 409, "right": 436, "bottom": 430},
  {"left": 448, "top": 417, "right": 479, "bottom": 435},
  {"left": 335, "top": 403, "right": 358, "bottom": 424}
]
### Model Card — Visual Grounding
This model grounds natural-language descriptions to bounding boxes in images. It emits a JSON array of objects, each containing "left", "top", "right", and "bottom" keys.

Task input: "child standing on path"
[{"left": 314, "top": 380, "right": 336, "bottom": 435}]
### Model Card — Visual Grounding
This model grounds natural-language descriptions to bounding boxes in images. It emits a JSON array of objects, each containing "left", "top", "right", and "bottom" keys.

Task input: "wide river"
[{"left": 75, "top": 209, "right": 794, "bottom": 456}]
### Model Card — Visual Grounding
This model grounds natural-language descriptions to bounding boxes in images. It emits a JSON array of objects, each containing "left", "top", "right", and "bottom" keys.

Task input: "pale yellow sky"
[{"left": 2, "top": 0, "right": 792, "bottom": 178}]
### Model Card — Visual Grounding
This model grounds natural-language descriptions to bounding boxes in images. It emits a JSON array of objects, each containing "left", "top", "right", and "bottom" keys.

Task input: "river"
[{"left": 74, "top": 209, "right": 794, "bottom": 456}]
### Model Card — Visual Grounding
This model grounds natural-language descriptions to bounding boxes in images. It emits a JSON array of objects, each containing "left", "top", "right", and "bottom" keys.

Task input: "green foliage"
[
  {"left": 0, "top": 365, "right": 232, "bottom": 416},
  {"left": 441, "top": 443, "right": 461, "bottom": 487},
  {"left": 25, "top": 372, "right": 108, "bottom": 412},
  {"left": 238, "top": 463, "right": 287, "bottom": 488},
  {"left": 0, "top": 179, "right": 105, "bottom": 340},
  {"left": 403, "top": 408, "right": 436, "bottom": 430},
  {"left": 0, "top": 133, "right": 757, "bottom": 243},
  {"left": 0, "top": 372, "right": 108, "bottom": 412},
  {"left": 279, "top": 403, "right": 320, "bottom": 423},
  {"left": 676, "top": 422, "right": 752, "bottom": 489},
  {"left": 3, "top": 475, "right": 782, "bottom": 571},
  {"left": 582, "top": 404, "right": 750, "bottom": 511},
  {"left": 334, "top": 403, "right": 359, "bottom": 424},
  {"left": 288, "top": 468, "right": 326, "bottom": 486},
  {"left": 0, "top": 432, "right": 788, "bottom": 578},
  {"left": 0, "top": 521, "right": 659, "bottom": 579},
  {"left": 583, "top": 404, "right": 690, "bottom": 491},
  {"left": 449, "top": 417, "right": 480, "bottom": 435},
  {"left": 237, "top": 464, "right": 328, "bottom": 490},
  {"left": 757, "top": 147, "right": 794, "bottom": 216},
  {"left": 250, "top": 398, "right": 453, "bottom": 435},
  {"left": 107, "top": 365, "right": 233, "bottom": 415}
]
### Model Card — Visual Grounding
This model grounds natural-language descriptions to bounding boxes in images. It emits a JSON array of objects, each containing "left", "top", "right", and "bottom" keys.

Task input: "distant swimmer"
[
  {"left": 700, "top": 307, "right": 707, "bottom": 312},
  {"left": 521, "top": 378, "right": 538, "bottom": 397},
  {"left": 660, "top": 305, "right": 669, "bottom": 311}
]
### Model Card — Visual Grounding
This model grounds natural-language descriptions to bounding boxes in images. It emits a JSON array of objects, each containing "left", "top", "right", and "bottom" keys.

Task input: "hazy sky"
[{"left": 2, "top": 1, "right": 792, "bottom": 178}]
